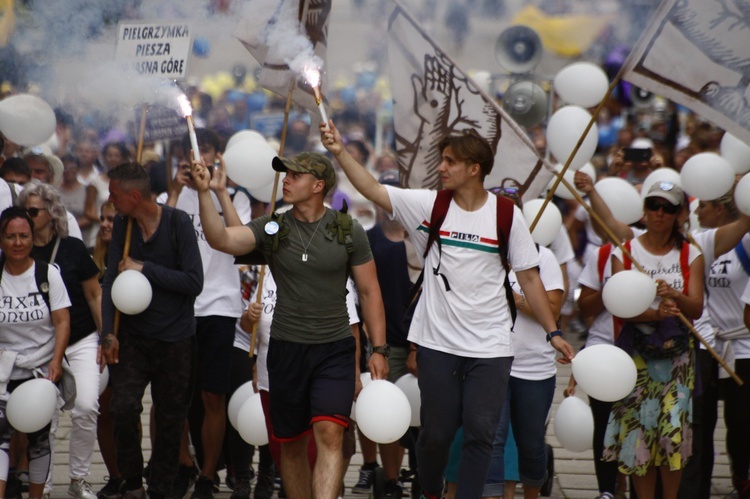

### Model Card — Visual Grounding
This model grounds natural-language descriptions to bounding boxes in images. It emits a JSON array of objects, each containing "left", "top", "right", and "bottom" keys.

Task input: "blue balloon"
[{"left": 193, "top": 37, "right": 210, "bottom": 57}]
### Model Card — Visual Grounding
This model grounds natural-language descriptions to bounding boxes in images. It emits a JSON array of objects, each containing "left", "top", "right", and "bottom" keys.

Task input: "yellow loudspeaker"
[
  {"left": 494, "top": 25, "right": 543, "bottom": 74},
  {"left": 503, "top": 80, "right": 548, "bottom": 128}
]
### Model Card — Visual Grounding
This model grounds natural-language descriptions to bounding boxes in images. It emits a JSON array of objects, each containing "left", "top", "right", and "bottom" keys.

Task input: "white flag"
[
  {"left": 388, "top": 0, "right": 552, "bottom": 199},
  {"left": 233, "top": 0, "right": 331, "bottom": 120},
  {"left": 623, "top": 0, "right": 750, "bottom": 144}
]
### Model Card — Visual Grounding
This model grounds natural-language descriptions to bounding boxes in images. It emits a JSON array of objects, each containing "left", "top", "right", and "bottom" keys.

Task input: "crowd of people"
[{"left": 0, "top": 57, "right": 749, "bottom": 499}]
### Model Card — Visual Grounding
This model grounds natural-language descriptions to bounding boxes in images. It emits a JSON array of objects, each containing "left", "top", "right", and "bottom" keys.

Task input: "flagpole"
[
  {"left": 249, "top": 0, "right": 312, "bottom": 359},
  {"left": 527, "top": 79, "right": 617, "bottom": 234}
]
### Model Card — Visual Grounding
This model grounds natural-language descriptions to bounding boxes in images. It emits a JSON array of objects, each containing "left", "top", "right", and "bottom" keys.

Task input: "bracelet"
[
  {"left": 517, "top": 295, "right": 526, "bottom": 311},
  {"left": 546, "top": 330, "right": 563, "bottom": 342}
]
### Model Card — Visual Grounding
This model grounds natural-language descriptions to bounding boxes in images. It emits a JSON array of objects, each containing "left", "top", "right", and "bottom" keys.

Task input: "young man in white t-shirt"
[{"left": 322, "top": 121, "right": 574, "bottom": 499}]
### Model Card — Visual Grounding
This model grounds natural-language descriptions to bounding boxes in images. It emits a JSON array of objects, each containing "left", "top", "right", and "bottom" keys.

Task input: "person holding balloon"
[
  {"left": 19, "top": 181, "right": 104, "bottom": 499},
  {"left": 101, "top": 162, "right": 204, "bottom": 499},
  {"left": 602, "top": 181, "right": 704, "bottom": 499},
  {"left": 0, "top": 206, "right": 71, "bottom": 499}
]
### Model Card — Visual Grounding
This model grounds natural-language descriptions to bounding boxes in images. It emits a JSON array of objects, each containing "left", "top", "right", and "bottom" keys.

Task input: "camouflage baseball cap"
[{"left": 272, "top": 152, "right": 336, "bottom": 194}]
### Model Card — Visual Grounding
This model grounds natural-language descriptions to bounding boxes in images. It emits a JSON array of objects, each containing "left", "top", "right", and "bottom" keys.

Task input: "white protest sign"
[{"left": 116, "top": 22, "right": 193, "bottom": 79}]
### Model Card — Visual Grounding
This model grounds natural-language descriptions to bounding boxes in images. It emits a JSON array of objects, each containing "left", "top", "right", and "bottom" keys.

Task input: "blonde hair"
[{"left": 93, "top": 201, "right": 115, "bottom": 280}]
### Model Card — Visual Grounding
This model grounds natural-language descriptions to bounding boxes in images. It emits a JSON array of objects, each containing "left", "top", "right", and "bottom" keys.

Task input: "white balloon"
[
  {"left": 111, "top": 270, "right": 152, "bottom": 315},
  {"left": 7, "top": 378, "right": 58, "bottom": 433},
  {"left": 734, "top": 173, "right": 750, "bottom": 217},
  {"left": 226, "top": 130, "right": 266, "bottom": 151},
  {"left": 602, "top": 270, "right": 656, "bottom": 319},
  {"left": 247, "top": 178, "right": 284, "bottom": 204},
  {"left": 640, "top": 168, "right": 681, "bottom": 202},
  {"left": 680, "top": 153, "right": 735, "bottom": 201},
  {"left": 553, "top": 62, "right": 609, "bottom": 108},
  {"left": 99, "top": 366, "right": 109, "bottom": 396},
  {"left": 237, "top": 393, "right": 269, "bottom": 446},
  {"left": 571, "top": 344, "right": 638, "bottom": 403},
  {"left": 228, "top": 381, "right": 255, "bottom": 430},
  {"left": 360, "top": 372, "right": 372, "bottom": 388},
  {"left": 595, "top": 177, "right": 643, "bottom": 225},
  {"left": 523, "top": 198, "right": 563, "bottom": 247},
  {"left": 395, "top": 374, "right": 421, "bottom": 427},
  {"left": 546, "top": 106, "right": 599, "bottom": 170},
  {"left": 721, "top": 133, "right": 750, "bottom": 174},
  {"left": 547, "top": 162, "right": 596, "bottom": 200},
  {"left": 0, "top": 94, "right": 57, "bottom": 147},
  {"left": 553, "top": 396, "right": 593, "bottom": 452},
  {"left": 355, "top": 380, "right": 411, "bottom": 444},
  {"left": 224, "top": 137, "right": 278, "bottom": 191}
]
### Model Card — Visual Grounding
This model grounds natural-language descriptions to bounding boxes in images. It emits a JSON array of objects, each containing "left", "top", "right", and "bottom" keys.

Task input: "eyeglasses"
[
  {"left": 645, "top": 197, "right": 679, "bottom": 215},
  {"left": 26, "top": 207, "right": 48, "bottom": 218},
  {"left": 100, "top": 215, "right": 115, "bottom": 223}
]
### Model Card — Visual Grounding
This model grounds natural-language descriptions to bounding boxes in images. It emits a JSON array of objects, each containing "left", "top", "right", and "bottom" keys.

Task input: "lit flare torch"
[
  {"left": 303, "top": 67, "right": 329, "bottom": 131},
  {"left": 178, "top": 93, "right": 201, "bottom": 163}
]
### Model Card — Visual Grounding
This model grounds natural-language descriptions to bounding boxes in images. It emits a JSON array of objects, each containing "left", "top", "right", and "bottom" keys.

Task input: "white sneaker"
[{"left": 69, "top": 479, "right": 98, "bottom": 499}]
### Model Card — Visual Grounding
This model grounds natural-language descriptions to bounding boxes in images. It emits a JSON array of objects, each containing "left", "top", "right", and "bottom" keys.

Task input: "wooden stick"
[{"left": 528, "top": 79, "right": 618, "bottom": 234}]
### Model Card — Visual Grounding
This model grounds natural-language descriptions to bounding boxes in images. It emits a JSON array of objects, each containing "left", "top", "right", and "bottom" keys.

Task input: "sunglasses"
[
  {"left": 26, "top": 207, "right": 48, "bottom": 218},
  {"left": 100, "top": 215, "right": 115, "bottom": 223},
  {"left": 490, "top": 186, "right": 519, "bottom": 196},
  {"left": 645, "top": 197, "right": 679, "bottom": 215}
]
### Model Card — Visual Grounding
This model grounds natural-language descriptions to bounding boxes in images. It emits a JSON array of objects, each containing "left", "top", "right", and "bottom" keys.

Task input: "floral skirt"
[{"left": 601, "top": 347, "right": 694, "bottom": 475}]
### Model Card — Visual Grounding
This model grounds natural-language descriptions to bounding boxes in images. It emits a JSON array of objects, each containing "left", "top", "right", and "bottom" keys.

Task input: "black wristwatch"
[
  {"left": 372, "top": 344, "right": 391, "bottom": 359},
  {"left": 546, "top": 330, "right": 563, "bottom": 342}
]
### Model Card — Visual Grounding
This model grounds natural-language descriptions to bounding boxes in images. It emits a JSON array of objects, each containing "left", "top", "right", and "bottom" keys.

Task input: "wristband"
[{"left": 546, "top": 330, "right": 563, "bottom": 342}]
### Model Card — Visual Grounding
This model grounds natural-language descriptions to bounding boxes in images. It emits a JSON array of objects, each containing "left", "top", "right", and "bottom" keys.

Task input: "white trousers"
[{"left": 47, "top": 331, "right": 101, "bottom": 490}]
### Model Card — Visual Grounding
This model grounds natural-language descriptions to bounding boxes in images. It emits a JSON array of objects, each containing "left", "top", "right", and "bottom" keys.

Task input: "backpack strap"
[
  {"left": 623, "top": 239, "right": 632, "bottom": 270},
  {"left": 679, "top": 240, "right": 690, "bottom": 295},
  {"left": 597, "top": 243, "right": 613, "bottom": 284},
  {"left": 33, "top": 260, "right": 51, "bottom": 313},
  {"left": 736, "top": 241, "right": 750, "bottom": 276},
  {"left": 8, "top": 181, "right": 18, "bottom": 207}
]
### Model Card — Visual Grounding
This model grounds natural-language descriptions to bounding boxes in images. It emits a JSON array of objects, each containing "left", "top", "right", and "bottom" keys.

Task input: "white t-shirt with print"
[
  {"left": 612, "top": 237, "right": 702, "bottom": 312},
  {"left": 0, "top": 263, "right": 71, "bottom": 379},
  {"left": 385, "top": 187, "right": 540, "bottom": 358},
  {"left": 157, "top": 188, "right": 251, "bottom": 317},
  {"left": 694, "top": 230, "right": 750, "bottom": 356},
  {"left": 509, "top": 246, "right": 564, "bottom": 380},
  {"left": 578, "top": 245, "right": 615, "bottom": 348}
]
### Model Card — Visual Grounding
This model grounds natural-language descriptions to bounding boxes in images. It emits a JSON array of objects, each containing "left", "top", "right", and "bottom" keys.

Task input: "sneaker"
[
  {"left": 190, "top": 476, "right": 215, "bottom": 499},
  {"left": 17, "top": 470, "right": 29, "bottom": 493},
  {"left": 253, "top": 472, "right": 274, "bottom": 499},
  {"left": 384, "top": 480, "right": 403, "bottom": 499},
  {"left": 170, "top": 466, "right": 198, "bottom": 499},
  {"left": 69, "top": 479, "right": 98, "bottom": 499},
  {"left": 143, "top": 462, "right": 152, "bottom": 486},
  {"left": 352, "top": 467, "right": 375, "bottom": 494},
  {"left": 98, "top": 476, "right": 127, "bottom": 499},
  {"left": 230, "top": 478, "right": 251, "bottom": 499},
  {"left": 595, "top": 494, "right": 614, "bottom": 499}
]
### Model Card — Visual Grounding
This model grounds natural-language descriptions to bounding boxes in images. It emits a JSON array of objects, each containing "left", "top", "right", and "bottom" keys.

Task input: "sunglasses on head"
[
  {"left": 26, "top": 207, "right": 47, "bottom": 218},
  {"left": 645, "top": 197, "right": 679, "bottom": 214}
]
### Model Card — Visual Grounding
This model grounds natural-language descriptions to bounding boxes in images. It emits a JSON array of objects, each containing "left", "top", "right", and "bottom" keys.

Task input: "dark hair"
[
  {"left": 0, "top": 157, "right": 31, "bottom": 178},
  {"left": 438, "top": 129, "right": 494, "bottom": 180},
  {"left": 0, "top": 206, "right": 34, "bottom": 237},
  {"left": 109, "top": 162, "right": 151, "bottom": 198},
  {"left": 61, "top": 153, "right": 80, "bottom": 168},
  {"left": 102, "top": 141, "right": 130, "bottom": 161},
  {"left": 181, "top": 128, "right": 221, "bottom": 157},
  {"left": 346, "top": 139, "right": 370, "bottom": 164}
]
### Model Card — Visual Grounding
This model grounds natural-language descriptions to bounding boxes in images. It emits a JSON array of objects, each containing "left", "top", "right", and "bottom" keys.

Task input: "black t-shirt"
[
  {"left": 32, "top": 236, "right": 100, "bottom": 344},
  {"left": 367, "top": 225, "right": 411, "bottom": 347}
]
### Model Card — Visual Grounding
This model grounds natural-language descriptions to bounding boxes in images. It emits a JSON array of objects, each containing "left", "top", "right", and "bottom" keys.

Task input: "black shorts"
[
  {"left": 195, "top": 315, "right": 238, "bottom": 394},
  {"left": 267, "top": 335, "right": 356, "bottom": 440}
]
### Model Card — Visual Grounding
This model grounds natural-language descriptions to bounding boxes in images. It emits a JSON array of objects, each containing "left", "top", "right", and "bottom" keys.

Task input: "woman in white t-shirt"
[
  {"left": 602, "top": 182, "right": 704, "bottom": 499},
  {"left": 0, "top": 206, "right": 71, "bottom": 499}
]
